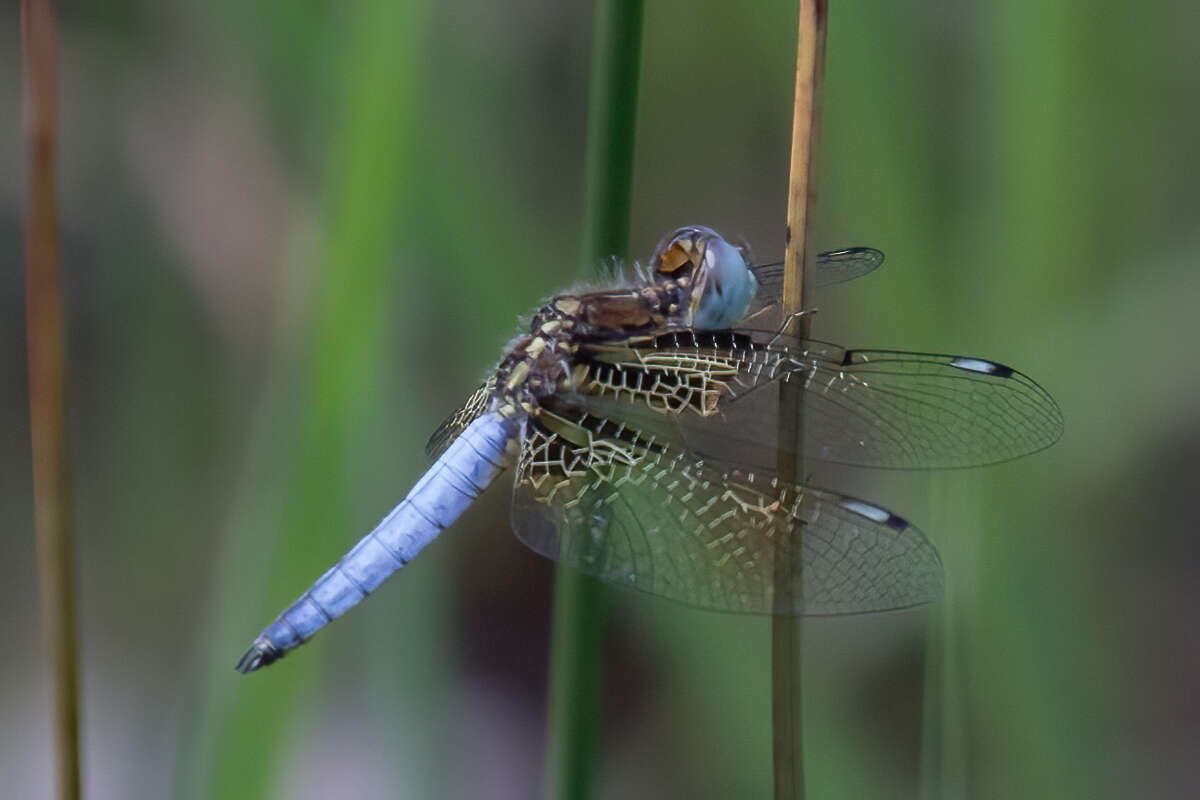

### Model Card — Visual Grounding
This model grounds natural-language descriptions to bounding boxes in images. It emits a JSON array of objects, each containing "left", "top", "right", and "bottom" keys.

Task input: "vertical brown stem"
[
  {"left": 22, "top": 2, "right": 83, "bottom": 799},
  {"left": 781, "top": 0, "right": 827, "bottom": 323},
  {"left": 773, "top": 2, "right": 827, "bottom": 799}
]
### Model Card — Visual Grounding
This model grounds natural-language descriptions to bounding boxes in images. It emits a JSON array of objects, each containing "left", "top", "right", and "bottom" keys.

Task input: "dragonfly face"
[
  {"left": 650, "top": 225, "right": 758, "bottom": 330},
  {"left": 237, "top": 225, "right": 1063, "bottom": 673}
]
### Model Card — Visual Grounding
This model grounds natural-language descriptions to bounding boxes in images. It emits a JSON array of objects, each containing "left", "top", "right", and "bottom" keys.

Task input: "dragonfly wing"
[
  {"left": 510, "top": 410, "right": 943, "bottom": 614},
  {"left": 572, "top": 331, "right": 1063, "bottom": 470},
  {"left": 811, "top": 247, "right": 886, "bottom": 287},
  {"left": 426, "top": 379, "right": 495, "bottom": 459},
  {"left": 750, "top": 247, "right": 885, "bottom": 316},
  {"left": 789, "top": 344, "right": 1064, "bottom": 468}
]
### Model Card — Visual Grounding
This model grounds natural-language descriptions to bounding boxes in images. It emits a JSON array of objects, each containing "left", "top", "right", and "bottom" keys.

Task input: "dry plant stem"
[
  {"left": 22, "top": 1, "right": 83, "bottom": 799},
  {"left": 774, "top": 2, "right": 827, "bottom": 799}
]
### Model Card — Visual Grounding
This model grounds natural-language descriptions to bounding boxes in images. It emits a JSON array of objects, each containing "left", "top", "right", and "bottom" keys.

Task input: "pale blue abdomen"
[{"left": 236, "top": 411, "right": 516, "bottom": 672}]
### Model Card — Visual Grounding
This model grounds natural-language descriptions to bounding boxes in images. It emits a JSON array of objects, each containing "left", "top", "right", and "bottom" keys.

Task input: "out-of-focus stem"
[
  {"left": 22, "top": 2, "right": 83, "bottom": 799},
  {"left": 544, "top": 2, "right": 644, "bottom": 799}
]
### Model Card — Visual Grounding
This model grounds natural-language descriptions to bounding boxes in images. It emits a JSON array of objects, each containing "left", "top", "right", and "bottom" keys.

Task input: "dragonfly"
[{"left": 236, "top": 225, "right": 1062, "bottom": 673}]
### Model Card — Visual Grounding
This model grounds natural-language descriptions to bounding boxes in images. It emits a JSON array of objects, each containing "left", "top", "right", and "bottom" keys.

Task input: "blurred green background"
[{"left": 5, "top": 0, "right": 1199, "bottom": 797}]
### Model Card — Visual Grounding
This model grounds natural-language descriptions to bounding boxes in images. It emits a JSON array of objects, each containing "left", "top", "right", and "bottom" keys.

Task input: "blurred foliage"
[
  {"left": 5, "top": 0, "right": 1200, "bottom": 798},
  {"left": 545, "top": 3, "right": 643, "bottom": 800}
]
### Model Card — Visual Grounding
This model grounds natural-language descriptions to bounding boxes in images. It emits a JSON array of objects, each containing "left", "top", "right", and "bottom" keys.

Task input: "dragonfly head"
[{"left": 650, "top": 226, "right": 758, "bottom": 330}]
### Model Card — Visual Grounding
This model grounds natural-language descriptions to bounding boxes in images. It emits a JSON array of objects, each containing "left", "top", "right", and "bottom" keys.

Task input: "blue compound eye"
[{"left": 692, "top": 235, "right": 757, "bottom": 330}]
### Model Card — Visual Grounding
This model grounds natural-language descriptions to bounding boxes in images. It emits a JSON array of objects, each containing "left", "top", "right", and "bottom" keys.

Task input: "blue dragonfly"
[{"left": 236, "top": 226, "right": 1062, "bottom": 673}]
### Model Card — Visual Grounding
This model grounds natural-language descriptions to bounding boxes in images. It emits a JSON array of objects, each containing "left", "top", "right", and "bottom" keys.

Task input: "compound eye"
[{"left": 692, "top": 235, "right": 757, "bottom": 330}]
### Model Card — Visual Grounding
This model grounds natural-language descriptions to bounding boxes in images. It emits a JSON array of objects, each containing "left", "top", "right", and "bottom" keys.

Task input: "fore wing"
[{"left": 569, "top": 330, "right": 1063, "bottom": 471}]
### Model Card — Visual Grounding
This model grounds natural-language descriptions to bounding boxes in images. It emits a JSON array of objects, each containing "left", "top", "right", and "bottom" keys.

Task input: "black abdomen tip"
[{"left": 235, "top": 638, "right": 283, "bottom": 674}]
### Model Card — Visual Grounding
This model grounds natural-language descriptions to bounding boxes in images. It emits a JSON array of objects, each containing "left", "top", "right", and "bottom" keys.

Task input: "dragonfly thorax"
[
  {"left": 492, "top": 282, "right": 692, "bottom": 418},
  {"left": 492, "top": 229, "right": 764, "bottom": 419}
]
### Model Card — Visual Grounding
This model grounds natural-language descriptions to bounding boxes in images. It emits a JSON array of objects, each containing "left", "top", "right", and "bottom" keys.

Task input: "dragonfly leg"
[{"left": 768, "top": 308, "right": 819, "bottom": 346}]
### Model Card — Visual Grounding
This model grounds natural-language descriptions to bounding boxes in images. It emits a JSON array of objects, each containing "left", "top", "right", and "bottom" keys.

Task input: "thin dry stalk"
[
  {"left": 22, "top": 2, "right": 82, "bottom": 799},
  {"left": 773, "top": 2, "right": 828, "bottom": 799}
]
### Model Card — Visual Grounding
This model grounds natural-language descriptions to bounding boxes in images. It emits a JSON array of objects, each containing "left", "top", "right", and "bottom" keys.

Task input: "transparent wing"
[
  {"left": 751, "top": 247, "right": 885, "bottom": 298},
  {"left": 426, "top": 379, "right": 494, "bottom": 458},
  {"left": 569, "top": 330, "right": 1064, "bottom": 471},
  {"left": 511, "top": 411, "right": 943, "bottom": 614}
]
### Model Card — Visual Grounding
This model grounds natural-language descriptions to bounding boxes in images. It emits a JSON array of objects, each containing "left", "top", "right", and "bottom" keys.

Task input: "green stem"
[
  {"left": 545, "top": 569, "right": 610, "bottom": 799},
  {"left": 577, "top": 0, "right": 645, "bottom": 280},
  {"left": 195, "top": 3, "right": 430, "bottom": 797},
  {"left": 22, "top": 2, "right": 83, "bottom": 798},
  {"left": 545, "top": 2, "right": 644, "bottom": 798}
]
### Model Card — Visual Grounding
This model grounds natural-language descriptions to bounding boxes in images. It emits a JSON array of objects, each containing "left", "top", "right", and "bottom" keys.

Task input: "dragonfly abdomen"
[{"left": 236, "top": 411, "right": 518, "bottom": 673}]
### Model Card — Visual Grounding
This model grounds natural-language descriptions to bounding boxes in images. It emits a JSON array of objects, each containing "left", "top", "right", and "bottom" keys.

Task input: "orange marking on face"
[{"left": 658, "top": 243, "right": 691, "bottom": 274}]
